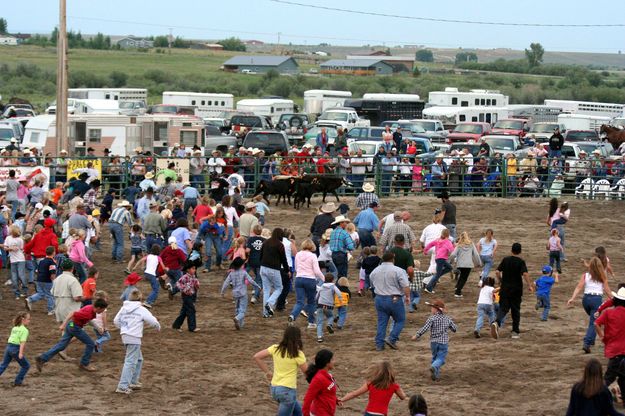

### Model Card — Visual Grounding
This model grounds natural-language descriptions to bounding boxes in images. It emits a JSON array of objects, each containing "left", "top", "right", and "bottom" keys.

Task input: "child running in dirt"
[
  {"left": 341, "top": 361, "right": 407, "bottom": 414},
  {"left": 220, "top": 258, "right": 261, "bottom": 330},
  {"left": 0, "top": 312, "right": 31, "bottom": 386}
]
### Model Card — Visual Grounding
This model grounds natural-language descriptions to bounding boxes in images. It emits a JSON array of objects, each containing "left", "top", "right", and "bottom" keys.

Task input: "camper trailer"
[
  {"left": 303, "top": 90, "right": 352, "bottom": 115},
  {"left": 236, "top": 98, "right": 295, "bottom": 124},
  {"left": 544, "top": 99, "right": 624, "bottom": 119},
  {"left": 557, "top": 113, "right": 611, "bottom": 132},
  {"left": 68, "top": 88, "right": 148, "bottom": 103},
  {"left": 428, "top": 88, "right": 509, "bottom": 108},
  {"left": 162, "top": 92, "right": 234, "bottom": 118},
  {"left": 422, "top": 106, "right": 510, "bottom": 129}
]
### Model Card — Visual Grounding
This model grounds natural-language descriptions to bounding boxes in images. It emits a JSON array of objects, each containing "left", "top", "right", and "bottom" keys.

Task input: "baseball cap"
[{"left": 542, "top": 265, "right": 553, "bottom": 274}]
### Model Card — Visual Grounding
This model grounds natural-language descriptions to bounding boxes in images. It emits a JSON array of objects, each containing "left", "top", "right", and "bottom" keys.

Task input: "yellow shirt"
[
  {"left": 7, "top": 325, "right": 29, "bottom": 345},
  {"left": 506, "top": 158, "right": 517, "bottom": 176},
  {"left": 268, "top": 344, "right": 306, "bottom": 389}
]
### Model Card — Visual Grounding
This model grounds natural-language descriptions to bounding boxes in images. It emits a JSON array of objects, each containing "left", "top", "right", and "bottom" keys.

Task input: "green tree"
[
  {"left": 525, "top": 42, "right": 545, "bottom": 68},
  {"left": 153, "top": 36, "right": 169, "bottom": 48},
  {"left": 0, "top": 18, "right": 7, "bottom": 34},
  {"left": 455, "top": 52, "right": 478, "bottom": 65},
  {"left": 172, "top": 36, "right": 190, "bottom": 48},
  {"left": 415, "top": 49, "right": 434, "bottom": 62},
  {"left": 217, "top": 37, "right": 246, "bottom": 52},
  {"left": 109, "top": 71, "right": 128, "bottom": 88}
]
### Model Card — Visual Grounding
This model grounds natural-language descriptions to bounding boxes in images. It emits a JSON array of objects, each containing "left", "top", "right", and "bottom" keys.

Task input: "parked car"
[
  {"left": 2, "top": 106, "right": 35, "bottom": 119},
  {"left": 565, "top": 129, "right": 599, "bottom": 142},
  {"left": 317, "top": 107, "right": 370, "bottom": 130},
  {"left": 118, "top": 100, "right": 147, "bottom": 116},
  {"left": 230, "top": 115, "right": 272, "bottom": 141},
  {"left": 147, "top": 104, "right": 195, "bottom": 116},
  {"left": 399, "top": 118, "right": 448, "bottom": 142},
  {"left": 527, "top": 122, "right": 567, "bottom": 141},
  {"left": 379, "top": 121, "right": 430, "bottom": 139},
  {"left": 483, "top": 135, "right": 529, "bottom": 157},
  {"left": 346, "top": 126, "right": 387, "bottom": 141},
  {"left": 347, "top": 140, "right": 378, "bottom": 173},
  {"left": 447, "top": 142, "right": 495, "bottom": 160},
  {"left": 447, "top": 122, "right": 491, "bottom": 143},
  {"left": 491, "top": 118, "right": 530, "bottom": 137},
  {"left": 0, "top": 124, "right": 15, "bottom": 148},
  {"left": 304, "top": 124, "right": 340, "bottom": 149},
  {"left": 0, "top": 119, "right": 24, "bottom": 140},
  {"left": 242, "top": 130, "right": 289, "bottom": 155},
  {"left": 204, "top": 128, "right": 238, "bottom": 155}
]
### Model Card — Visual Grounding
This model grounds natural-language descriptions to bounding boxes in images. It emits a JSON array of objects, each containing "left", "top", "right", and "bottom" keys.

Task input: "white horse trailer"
[
  {"left": 544, "top": 99, "right": 624, "bottom": 119},
  {"left": 557, "top": 113, "right": 612, "bottom": 131},
  {"left": 162, "top": 91, "right": 234, "bottom": 118},
  {"left": 423, "top": 106, "right": 509, "bottom": 128},
  {"left": 303, "top": 90, "right": 352, "bottom": 115},
  {"left": 236, "top": 98, "right": 294, "bottom": 124},
  {"left": 68, "top": 88, "right": 147, "bottom": 103},
  {"left": 428, "top": 87, "right": 509, "bottom": 108}
]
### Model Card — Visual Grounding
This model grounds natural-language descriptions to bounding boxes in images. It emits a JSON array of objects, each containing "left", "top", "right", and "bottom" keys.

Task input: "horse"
[{"left": 600, "top": 124, "right": 625, "bottom": 150}]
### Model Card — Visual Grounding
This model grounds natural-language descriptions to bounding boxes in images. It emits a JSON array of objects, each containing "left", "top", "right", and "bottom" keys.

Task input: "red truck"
[
  {"left": 447, "top": 122, "right": 491, "bottom": 144},
  {"left": 491, "top": 118, "right": 529, "bottom": 137}
]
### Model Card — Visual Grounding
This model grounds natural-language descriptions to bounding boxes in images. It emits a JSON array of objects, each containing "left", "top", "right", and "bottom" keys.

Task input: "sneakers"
[
  {"left": 474, "top": 330, "right": 481, "bottom": 338},
  {"left": 250, "top": 296, "right": 257, "bottom": 305},
  {"left": 287, "top": 316, "right": 294, "bottom": 326},
  {"left": 36, "top": 356, "right": 45, "bottom": 372},
  {"left": 129, "top": 382, "right": 142, "bottom": 390},
  {"left": 142, "top": 303, "right": 152, "bottom": 309},
  {"left": 115, "top": 387, "right": 132, "bottom": 395},
  {"left": 333, "top": 316, "right": 339, "bottom": 323},
  {"left": 490, "top": 322, "right": 499, "bottom": 340},
  {"left": 264, "top": 303, "right": 274, "bottom": 317},
  {"left": 478, "top": 279, "right": 484, "bottom": 287},
  {"left": 511, "top": 332, "right": 520, "bottom": 339},
  {"left": 47, "top": 311, "right": 54, "bottom": 316},
  {"left": 326, "top": 325, "right": 334, "bottom": 334},
  {"left": 233, "top": 317, "right": 241, "bottom": 330},
  {"left": 454, "top": 294, "right": 463, "bottom": 298},
  {"left": 124, "top": 268, "right": 131, "bottom": 275},
  {"left": 79, "top": 363, "right": 97, "bottom": 372},
  {"left": 583, "top": 345, "right": 591, "bottom": 354},
  {"left": 317, "top": 337, "right": 324, "bottom": 343},
  {"left": 430, "top": 367, "right": 437, "bottom": 381},
  {"left": 424, "top": 288, "right": 435, "bottom": 294},
  {"left": 202, "top": 269, "right": 209, "bottom": 274},
  {"left": 299, "top": 310, "right": 308, "bottom": 319},
  {"left": 384, "top": 340, "right": 398, "bottom": 350},
  {"left": 307, "top": 323, "right": 316, "bottom": 329}
]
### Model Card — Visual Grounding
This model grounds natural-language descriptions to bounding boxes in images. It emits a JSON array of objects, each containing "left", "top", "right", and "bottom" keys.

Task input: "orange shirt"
[
  {"left": 51, "top": 188, "right": 63, "bottom": 205},
  {"left": 82, "top": 277, "right": 97, "bottom": 300}
]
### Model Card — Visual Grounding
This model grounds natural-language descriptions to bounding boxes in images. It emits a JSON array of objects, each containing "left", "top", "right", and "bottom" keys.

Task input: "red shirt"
[
  {"left": 316, "top": 158, "right": 330, "bottom": 174},
  {"left": 72, "top": 305, "right": 97, "bottom": 328},
  {"left": 302, "top": 370, "right": 337, "bottom": 416},
  {"left": 595, "top": 306, "right": 625, "bottom": 358},
  {"left": 160, "top": 246, "right": 187, "bottom": 270},
  {"left": 365, "top": 383, "right": 400, "bottom": 415},
  {"left": 24, "top": 227, "right": 59, "bottom": 258},
  {"left": 192, "top": 205, "right": 213, "bottom": 224}
]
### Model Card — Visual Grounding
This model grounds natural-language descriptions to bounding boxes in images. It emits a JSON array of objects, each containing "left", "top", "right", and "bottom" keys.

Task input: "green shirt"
[
  {"left": 391, "top": 247, "right": 414, "bottom": 272},
  {"left": 8, "top": 325, "right": 29, "bottom": 345},
  {"left": 155, "top": 168, "right": 178, "bottom": 182}
]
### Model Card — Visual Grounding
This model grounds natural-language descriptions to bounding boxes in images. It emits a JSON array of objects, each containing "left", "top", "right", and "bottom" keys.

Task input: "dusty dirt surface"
[{"left": 1, "top": 196, "right": 623, "bottom": 415}]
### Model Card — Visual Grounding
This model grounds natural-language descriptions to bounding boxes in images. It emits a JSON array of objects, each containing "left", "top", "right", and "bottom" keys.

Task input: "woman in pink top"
[
  {"left": 423, "top": 228, "right": 454, "bottom": 293},
  {"left": 69, "top": 229, "right": 93, "bottom": 284},
  {"left": 289, "top": 239, "right": 325, "bottom": 327}
]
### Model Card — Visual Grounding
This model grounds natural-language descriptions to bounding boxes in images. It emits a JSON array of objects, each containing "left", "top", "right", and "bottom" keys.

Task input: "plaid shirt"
[
  {"left": 379, "top": 222, "right": 417, "bottom": 249},
  {"left": 110, "top": 207, "right": 133, "bottom": 226},
  {"left": 176, "top": 273, "right": 200, "bottom": 296},
  {"left": 410, "top": 271, "right": 432, "bottom": 293},
  {"left": 416, "top": 313, "right": 457, "bottom": 344},
  {"left": 329, "top": 227, "right": 355, "bottom": 253},
  {"left": 355, "top": 192, "right": 380, "bottom": 210}
]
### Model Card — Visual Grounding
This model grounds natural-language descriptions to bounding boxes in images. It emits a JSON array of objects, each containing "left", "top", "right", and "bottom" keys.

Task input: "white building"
[{"left": 0, "top": 36, "right": 18, "bottom": 46}]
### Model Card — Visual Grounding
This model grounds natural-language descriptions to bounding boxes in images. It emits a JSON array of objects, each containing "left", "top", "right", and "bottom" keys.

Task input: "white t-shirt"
[
  {"left": 227, "top": 173, "right": 245, "bottom": 195},
  {"left": 420, "top": 223, "right": 447, "bottom": 246},
  {"left": 382, "top": 213, "right": 395, "bottom": 231},
  {"left": 5, "top": 236, "right": 25, "bottom": 263},
  {"left": 584, "top": 273, "right": 604, "bottom": 295},
  {"left": 145, "top": 254, "right": 160, "bottom": 276},
  {"left": 282, "top": 237, "right": 293, "bottom": 268},
  {"left": 318, "top": 244, "right": 332, "bottom": 262},
  {"left": 350, "top": 157, "right": 368, "bottom": 175},
  {"left": 224, "top": 206, "right": 239, "bottom": 227},
  {"left": 477, "top": 286, "right": 495, "bottom": 305}
]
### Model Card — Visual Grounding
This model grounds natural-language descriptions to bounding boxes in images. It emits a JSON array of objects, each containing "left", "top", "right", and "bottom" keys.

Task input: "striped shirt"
[
  {"left": 329, "top": 227, "right": 355, "bottom": 253},
  {"left": 355, "top": 192, "right": 380, "bottom": 210},
  {"left": 110, "top": 207, "right": 133, "bottom": 226},
  {"left": 415, "top": 313, "right": 457, "bottom": 344},
  {"left": 379, "top": 222, "right": 417, "bottom": 249}
]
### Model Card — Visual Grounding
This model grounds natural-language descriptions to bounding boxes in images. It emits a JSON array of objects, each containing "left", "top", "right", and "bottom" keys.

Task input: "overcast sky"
[{"left": 2, "top": 0, "right": 623, "bottom": 52}]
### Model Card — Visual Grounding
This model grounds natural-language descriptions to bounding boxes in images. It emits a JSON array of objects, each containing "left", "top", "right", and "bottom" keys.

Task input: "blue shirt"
[
  {"left": 183, "top": 186, "right": 200, "bottom": 199},
  {"left": 353, "top": 208, "right": 379, "bottom": 232},
  {"left": 255, "top": 202, "right": 269, "bottom": 216},
  {"left": 171, "top": 227, "right": 191, "bottom": 255},
  {"left": 329, "top": 227, "right": 355, "bottom": 253},
  {"left": 535, "top": 275, "right": 556, "bottom": 297}
]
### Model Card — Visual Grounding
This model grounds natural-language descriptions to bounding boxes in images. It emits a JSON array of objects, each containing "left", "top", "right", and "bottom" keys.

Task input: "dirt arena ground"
[{"left": 1, "top": 195, "right": 623, "bottom": 415}]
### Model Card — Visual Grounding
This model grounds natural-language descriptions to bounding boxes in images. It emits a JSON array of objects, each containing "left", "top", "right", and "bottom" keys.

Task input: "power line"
[{"left": 270, "top": 0, "right": 625, "bottom": 28}]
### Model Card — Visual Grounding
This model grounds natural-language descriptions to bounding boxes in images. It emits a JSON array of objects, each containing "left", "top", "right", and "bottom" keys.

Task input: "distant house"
[
  {"left": 369, "top": 50, "right": 390, "bottom": 56},
  {"left": 245, "top": 40, "right": 265, "bottom": 46},
  {"left": 13, "top": 34, "right": 31, "bottom": 44},
  {"left": 116, "top": 37, "right": 154, "bottom": 49},
  {"left": 223, "top": 55, "right": 299, "bottom": 74},
  {"left": 320, "top": 59, "right": 394, "bottom": 76},
  {"left": 346, "top": 55, "right": 415, "bottom": 72},
  {"left": 0, "top": 36, "right": 18, "bottom": 46}
]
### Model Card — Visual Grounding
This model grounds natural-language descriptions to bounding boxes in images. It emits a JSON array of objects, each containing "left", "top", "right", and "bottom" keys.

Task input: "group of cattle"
[{"left": 253, "top": 175, "right": 351, "bottom": 209}]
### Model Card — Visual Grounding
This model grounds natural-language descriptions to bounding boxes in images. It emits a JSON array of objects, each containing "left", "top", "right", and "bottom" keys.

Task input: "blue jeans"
[
  {"left": 426, "top": 259, "right": 452, "bottom": 292},
  {"left": 316, "top": 306, "right": 334, "bottom": 338},
  {"left": 72, "top": 261, "right": 87, "bottom": 284},
  {"left": 40, "top": 322, "right": 95, "bottom": 366},
  {"left": 204, "top": 234, "right": 223, "bottom": 270},
  {"left": 323, "top": 260, "right": 338, "bottom": 280},
  {"left": 480, "top": 254, "right": 494, "bottom": 279},
  {"left": 167, "top": 269, "right": 183, "bottom": 295},
  {"left": 109, "top": 222, "right": 124, "bottom": 261},
  {"left": 234, "top": 295, "right": 249, "bottom": 327},
  {"left": 537, "top": 294, "right": 551, "bottom": 320},
  {"left": 431, "top": 342, "right": 449, "bottom": 378},
  {"left": 173, "top": 294, "right": 197, "bottom": 331},
  {"left": 9, "top": 200, "right": 18, "bottom": 220},
  {"left": 145, "top": 235, "right": 164, "bottom": 251},
  {"left": 289, "top": 277, "right": 317, "bottom": 324},
  {"left": 184, "top": 198, "right": 197, "bottom": 215},
  {"left": 444, "top": 224, "right": 457, "bottom": 242},
  {"left": 582, "top": 294, "right": 603, "bottom": 348},
  {"left": 248, "top": 266, "right": 262, "bottom": 298},
  {"left": 358, "top": 229, "right": 376, "bottom": 249},
  {"left": 145, "top": 273, "right": 159, "bottom": 305},
  {"left": 117, "top": 344, "right": 143, "bottom": 390},
  {"left": 270, "top": 385, "right": 302, "bottom": 416},
  {"left": 0, "top": 343, "right": 30, "bottom": 385},
  {"left": 374, "top": 295, "right": 406, "bottom": 348},
  {"left": 475, "top": 303, "right": 495, "bottom": 331},
  {"left": 261, "top": 266, "right": 283, "bottom": 315},
  {"left": 10, "top": 261, "right": 27, "bottom": 297},
  {"left": 409, "top": 290, "right": 421, "bottom": 312},
  {"left": 557, "top": 225, "right": 566, "bottom": 261},
  {"left": 222, "top": 227, "right": 234, "bottom": 259},
  {"left": 331, "top": 252, "right": 348, "bottom": 279},
  {"left": 94, "top": 330, "right": 111, "bottom": 350},
  {"left": 191, "top": 174, "right": 204, "bottom": 192},
  {"left": 29, "top": 281, "right": 55, "bottom": 312},
  {"left": 335, "top": 305, "right": 348, "bottom": 328}
]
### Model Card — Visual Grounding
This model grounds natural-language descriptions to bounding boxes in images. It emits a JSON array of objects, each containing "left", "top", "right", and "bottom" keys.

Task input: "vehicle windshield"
[
  {"left": 351, "top": 143, "right": 378, "bottom": 155},
  {"left": 149, "top": 105, "right": 177, "bottom": 114},
  {"left": 369, "top": 129, "right": 385, "bottom": 139},
  {"left": 119, "top": 102, "right": 139, "bottom": 109},
  {"left": 494, "top": 120, "right": 523, "bottom": 129},
  {"left": 244, "top": 133, "right": 286, "bottom": 152},
  {"left": 279, "top": 114, "right": 309, "bottom": 124},
  {"left": 530, "top": 123, "right": 558, "bottom": 133},
  {"left": 307, "top": 127, "right": 338, "bottom": 138},
  {"left": 449, "top": 144, "right": 480, "bottom": 154},
  {"left": 0, "top": 128, "right": 14, "bottom": 140},
  {"left": 411, "top": 121, "right": 436, "bottom": 131},
  {"left": 486, "top": 138, "right": 515, "bottom": 150},
  {"left": 566, "top": 131, "right": 597, "bottom": 141},
  {"left": 319, "top": 111, "right": 348, "bottom": 122},
  {"left": 231, "top": 116, "right": 263, "bottom": 127},
  {"left": 404, "top": 123, "right": 426, "bottom": 134},
  {"left": 577, "top": 143, "right": 603, "bottom": 155},
  {"left": 453, "top": 124, "right": 482, "bottom": 134}
]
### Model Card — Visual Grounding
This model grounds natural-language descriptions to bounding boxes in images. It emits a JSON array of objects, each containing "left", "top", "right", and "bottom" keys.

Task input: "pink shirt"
[
  {"left": 69, "top": 239, "right": 93, "bottom": 267},
  {"left": 295, "top": 250, "right": 325, "bottom": 280},
  {"left": 424, "top": 238, "right": 455, "bottom": 260}
]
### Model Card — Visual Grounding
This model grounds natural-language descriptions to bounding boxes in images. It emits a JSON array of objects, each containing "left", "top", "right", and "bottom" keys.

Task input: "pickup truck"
[
  {"left": 276, "top": 113, "right": 309, "bottom": 144},
  {"left": 230, "top": 114, "right": 272, "bottom": 142},
  {"left": 483, "top": 135, "right": 530, "bottom": 158},
  {"left": 316, "top": 107, "right": 370, "bottom": 130},
  {"left": 447, "top": 122, "right": 491, "bottom": 143},
  {"left": 527, "top": 122, "right": 567, "bottom": 141},
  {"left": 491, "top": 118, "right": 530, "bottom": 138},
  {"left": 399, "top": 118, "right": 448, "bottom": 142}
]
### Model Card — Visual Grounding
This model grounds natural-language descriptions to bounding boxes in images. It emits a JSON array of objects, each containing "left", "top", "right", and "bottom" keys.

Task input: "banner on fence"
[
  {"left": 0, "top": 166, "right": 51, "bottom": 191},
  {"left": 155, "top": 158, "right": 189, "bottom": 186},
  {"left": 67, "top": 159, "right": 102, "bottom": 182}
]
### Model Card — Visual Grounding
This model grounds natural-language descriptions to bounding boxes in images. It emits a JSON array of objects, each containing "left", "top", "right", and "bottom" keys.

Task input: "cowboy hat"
[
  {"left": 60, "top": 149, "right": 68, "bottom": 154},
  {"left": 117, "top": 200, "right": 131, "bottom": 208},
  {"left": 245, "top": 201, "right": 256, "bottom": 209},
  {"left": 425, "top": 299, "right": 446, "bottom": 311},
  {"left": 134, "top": 146, "right": 143, "bottom": 152},
  {"left": 246, "top": 147, "right": 254, "bottom": 153},
  {"left": 91, "top": 209, "right": 100, "bottom": 216},
  {"left": 362, "top": 183, "right": 375, "bottom": 193},
  {"left": 252, "top": 148, "right": 262, "bottom": 155},
  {"left": 193, "top": 149, "right": 202, "bottom": 154},
  {"left": 261, "top": 228, "right": 272, "bottom": 239},
  {"left": 144, "top": 172, "right": 155, "bottom": 179},
  {"left": 10, "top": 138, "right": 16, "bottom": 143},
  {"left": 613, "top": 287, "right": 625, "bottom": 301},
  {"left": 331, "top": 215, "right": 350, "bottom": 225},
  {"left": 124, "top": 272, "right": 142, "bottom": 286},
  {"left": 320, "top": 202, "right": 337, "bottom": 214}
]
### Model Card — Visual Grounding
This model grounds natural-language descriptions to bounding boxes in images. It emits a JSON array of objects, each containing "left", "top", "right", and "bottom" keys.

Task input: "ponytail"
[
  {"left": 305, "top": 349, "right": 334, "bottom": 383},
  {"left": 13, "top": 312, "right": 30, "bottom": 327}
]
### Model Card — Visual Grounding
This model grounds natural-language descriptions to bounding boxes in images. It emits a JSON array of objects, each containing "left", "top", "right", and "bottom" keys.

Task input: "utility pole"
[
  {"left": 168, "top": 28, "right": 173, "bottom": 54},
  {"left": 56, "top": 0, "right": 68, "bottom": 154}
]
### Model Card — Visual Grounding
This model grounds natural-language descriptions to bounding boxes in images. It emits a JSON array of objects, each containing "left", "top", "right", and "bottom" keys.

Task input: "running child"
[
  {"left": 132, "top": 244, "right": 168, "bottom": 309},
  {"left": 547, "top": 229, "right": 563, "bottom": 274},
  {"left": 253, "top": 194, "right": 270, "bottom": 225},
  {"left": 412, "top": 299, "right": 457, "bottom": 381},
  {"left": 121, "top": 272, "right": 142, "bottom": 301},
  {"left": 334, "top": 277, "right": 350, "bottom": 330},
  {"left": 409, "top": 260, "right": 433, "bottom": 313},
  {"left": 316, "top": 273, "right": 342, "bottom": 343},
  {"left": 361, "top": 245, "right": 381, "bottom": 297},
  {"left": 91, "top": 290, "right": 111, "bottom": 352},
  {"left": 25, "top": 245, "right": 56, "bottom": 314},
  {"left": 474, "top": 276, "right": 498, "bottom": 338},
  {"left": 0, "top": 312, "right": 31, "bottom": 386},
  {"left": 230, "top": 236, "right": 247, "bottom": 263},
  {"left": 114, "top": 289, "right": 161, "bottom": 394},
  {"left": 409, "top": 393, "right": 429, "bottom": 416},
  {"left": 81, "top": 266, "right": 98, "bottom": 306},
  {"left": 423, "top": 229, "right": 454, "bottom": 294},
  {"left": 535, "top": 265, "right": 558, "bottom": 321},
  {"left": 245, "top": 224, "right": 265, "bottom": 304},
  {"left": 172, "top": 262, "right": 200, "bottom": 333},
  {"left": 341, "top": 361, "right": 407, "bottom": 414},
  {"left": 356, "top": 246, "right": 370, "bottom": 296},
  {"left": 302, "top": 349, "right": 338, "bottom": 416},
  {"left": 220, "top": 257, "right": 261, "bottom": 330},
  {"left": 126, "top": 224, "right": 144, "bottom": 274}
]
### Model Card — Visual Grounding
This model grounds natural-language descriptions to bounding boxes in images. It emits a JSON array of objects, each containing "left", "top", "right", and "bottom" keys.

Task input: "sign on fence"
[
  {"left": 0, "top": 167, "right": 51, "bottom": 191},
  {"left": 155, "top": 158, "right": 189, "bottom": 186},
  {"left": 67, "top": 159, "right": 102, "bottom": 182}
]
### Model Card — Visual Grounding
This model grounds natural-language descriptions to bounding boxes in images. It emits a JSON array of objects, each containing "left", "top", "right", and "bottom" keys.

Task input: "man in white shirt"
[
  {"left": 419, "top": 210, "right": 448, "bottom": 274},
  {"left": 207, "top": 150, "right": 226, "bottom": 176},
  {"left": 190, "top": 150, "right": 207, "bottom": 192}
]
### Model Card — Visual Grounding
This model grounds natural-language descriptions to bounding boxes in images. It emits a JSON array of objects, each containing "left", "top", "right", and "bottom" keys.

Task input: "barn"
[
  {"left": 319, "top": 59, "right": 394, "bottom": 76},
  {"left": 222, "top": 55, "right": 299, "bottom": 74}
]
